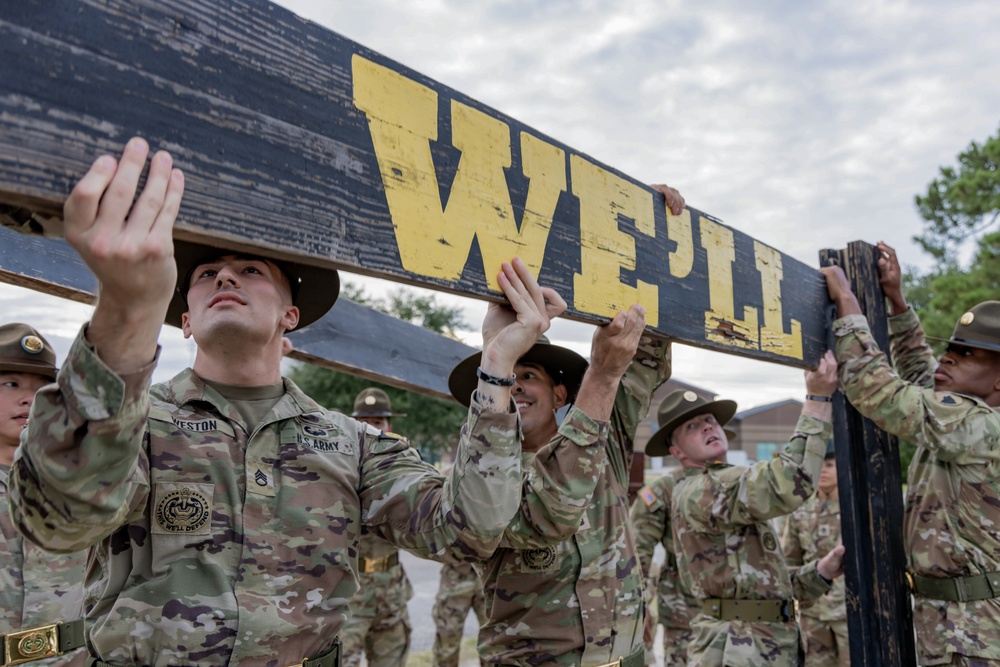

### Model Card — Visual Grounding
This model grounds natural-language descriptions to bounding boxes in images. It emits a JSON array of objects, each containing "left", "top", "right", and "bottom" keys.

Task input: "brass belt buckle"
[
  {"left": 3, "top": 623, "right": 60, "bottom": 666},
  {"left": 593, "top": 659, "right": 623, "bottom": 667},
  {"left": 905, "top": 571, "right": 916, "bottom": 593}
]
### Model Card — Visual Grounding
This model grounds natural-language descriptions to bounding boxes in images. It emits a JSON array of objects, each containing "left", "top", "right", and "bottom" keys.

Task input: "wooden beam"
[
  {"left": 0, "top": 0, "right": 825, "bottom": 368},
  {"left": 819, "top": 243, "right": 915, "bottom": 667},
  {"left": 0, "top": 226, "right": 475, "bottom": 401}
]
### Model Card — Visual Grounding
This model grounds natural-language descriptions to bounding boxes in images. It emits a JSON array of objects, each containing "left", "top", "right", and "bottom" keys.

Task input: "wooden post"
[{"left": 819, "top": 242, "right": 915, "bottom": 667}]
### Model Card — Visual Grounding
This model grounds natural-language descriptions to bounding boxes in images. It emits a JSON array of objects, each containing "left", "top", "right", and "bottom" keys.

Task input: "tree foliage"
[
  {"left": 287, "top": 284, "right": 471, "bottom": 461},
  {"left": 914, "top": 125, "right": 1000, "bottom": 261}
]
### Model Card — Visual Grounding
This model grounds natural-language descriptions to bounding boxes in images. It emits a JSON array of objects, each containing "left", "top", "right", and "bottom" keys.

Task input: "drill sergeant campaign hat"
[
  {"left": 645, "top": 389, "right": 738, "bottom": 457},
  {"left": 166, "top": 239, "right": 341, "bottom": 331},
  {"left": 927, "top": 301, "right": 1000, "bottom": 355},
  {"left": 0, "top": 323, "right": 57, "bottom": 381},
  {"left": 448, "top": 334, "right": 590, "bottom": 408},
  {"left": 352, "top": 387, "right": 407, "bottom": 418}
]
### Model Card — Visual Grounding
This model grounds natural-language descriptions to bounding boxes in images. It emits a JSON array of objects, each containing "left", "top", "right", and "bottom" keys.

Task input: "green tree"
[
  {"left": 288, "top": 284, "right": 471, "bottom": 461},
  {"left": 914, "top": 124, "right": 1000, "bottom": 261}
]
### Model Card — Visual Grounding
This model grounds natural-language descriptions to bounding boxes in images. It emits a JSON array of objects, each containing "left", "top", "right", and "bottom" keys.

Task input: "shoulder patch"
[
  {"left": 940, "top": 395, "right": 958, "bottom": 405},
  {"left": 378, "top": 431, "right": 408, "bottom": 445},
  {"left": 639, "top": 486, "right": 657, "bottom": 507}
]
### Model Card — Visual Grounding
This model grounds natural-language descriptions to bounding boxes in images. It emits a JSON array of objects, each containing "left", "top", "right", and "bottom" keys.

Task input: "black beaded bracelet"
[
  {"left": 477, "top": 367, "right": 516, "bottom": 387},
  {"left": 805, "top": 394, "right": 834, "bottom": 403}
]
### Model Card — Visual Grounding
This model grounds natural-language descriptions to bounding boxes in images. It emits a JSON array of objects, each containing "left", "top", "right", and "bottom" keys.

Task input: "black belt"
[
  {"left": 702, "top": 598, "right": 797, "bottom": 623},
  {"left": 92, "top": 638, "right": 340, "bottom": 667},
  {"left": 1, "top": 619, "right": 85, "bottom": 666},
  {"left": 908, "top": 571, "right": 1000, "bottom": 602}
]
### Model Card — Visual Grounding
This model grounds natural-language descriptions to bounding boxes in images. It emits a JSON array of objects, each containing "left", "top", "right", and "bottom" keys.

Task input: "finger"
[
  {"left": 498, "top": 262, "right": 535, "bottom": 318},
  {"left": 148, "top": 168, "right": 185, "bottom": 246},
  {"left": 127, "top": 150, "right": 175, "bottom": 241},
  {"left": 540, "top": 287, "right": 567, "bottom": 319},
  {"left": 93, "top": 137, "right": 150, "bottom": 236},
  {"left": 511, "top": 257, "right": 547, "bottom": 316},
  {"left": 64, "top": 154, "right": 119, "bottom": 237}
]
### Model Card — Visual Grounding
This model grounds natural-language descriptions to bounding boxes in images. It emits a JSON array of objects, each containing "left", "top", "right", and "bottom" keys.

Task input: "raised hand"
[
  {"left": 588, "top": 304, "right": 647, "bottom": 383},
  {"left": 651, "top": 183, "right": 685, "bottom": 216},
  {"left": 876, "top": 241, "right": 908, "bottom": 315}
]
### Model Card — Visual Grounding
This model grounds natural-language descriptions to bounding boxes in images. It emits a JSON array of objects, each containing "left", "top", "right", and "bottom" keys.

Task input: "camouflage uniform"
[
  {"left": 432, "top": 559, "right": 487, "bottom": 667},
  {"left": 672, "top": 413, "right": 833, "bottom": 667},
  {"left": 9, "top": 327, "right": 523, "bottom": 666},
  {"left": 1, "top": 466, "right": 88, "bottom": 667},
  {"left": 782, "top": 493, "right": 849, "bottom": 667},
  {"left": 631, "top": 467, "right": 698, "bottom": 666},
  {"left": 475, "top": 338, "right": 669, "bottom": 667},
  {"left": 339, "top": 528, "right": 413, "bottom": 667},
  {"left": 834, "top": 309, "right": 1000, "bottom": 665}
]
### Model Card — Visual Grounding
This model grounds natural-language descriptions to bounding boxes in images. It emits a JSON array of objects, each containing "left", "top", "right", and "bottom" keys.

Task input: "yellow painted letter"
[
  {"left": 700, "top": 217, "right": 759, "bottom": 350},
  {"left": 754, "top": 242, "right": 803, "bottom": 360}
]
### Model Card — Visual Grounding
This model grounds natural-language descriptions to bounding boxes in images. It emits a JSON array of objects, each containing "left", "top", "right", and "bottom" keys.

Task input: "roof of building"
[{"left": 734, "top": 398, "right": 803, "bottom": 420}]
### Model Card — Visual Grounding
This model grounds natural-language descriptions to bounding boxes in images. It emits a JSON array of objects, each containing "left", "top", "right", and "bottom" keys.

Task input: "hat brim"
[
  {"left": 0, "top": 359, "right": 57, "bottom": 381},
  {"left": 645, "top": 399, "right": 738, "bottom": 457},
  {"left": 926, "top": 334, "right": 1000, "bottom": 355},
  {"left": 352, "top": 411, "right": 408, "bottom": 418},
  {"left": 165, "top": 239, "right": 340, "bottom": 331},
  {"left": 447, "top": 342, "right": 589, "bottom": 408}
]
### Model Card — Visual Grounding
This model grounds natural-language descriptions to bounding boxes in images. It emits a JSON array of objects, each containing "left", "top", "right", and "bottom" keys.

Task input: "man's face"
[
  {"left": 512, "top": 362, "right": 566, "bottom": 445},
  {"left": 818, "top": 457, "right": 838, "bottom": 494},
  {"left": 181, "top": 256, "right": 299, "bottom": 342},
  {"left": 0, "top": 372, "right": 50, "bottom": 452},
  {"left": 934, "top": 343, "right": 1000, "bottom": 399},
  {"left": 668, "top": 412, "right": 728, "bottom": 468},
  {"left": 356, "top": 416, "right": 391, "bottom": 433}
]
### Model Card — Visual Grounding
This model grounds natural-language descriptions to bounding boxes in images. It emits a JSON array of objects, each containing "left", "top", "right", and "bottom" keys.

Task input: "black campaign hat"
[
  {"left": 165, "top": 239, "right": 340, "bottom": 331},
  {"left": 928, "top": 301, "right": 1000, "bottom": 355},
  {"left": 352, "top": 388, "right": 406, "bottom": 418},
  {"left": 0, "top": 323, "right": 57, "bottom": 380},
  {"left": 645, "top": 390, "right": 737, "bottom": 457},
  {"left": 448, "top": 335, "right": 589, "bottom": 408}
]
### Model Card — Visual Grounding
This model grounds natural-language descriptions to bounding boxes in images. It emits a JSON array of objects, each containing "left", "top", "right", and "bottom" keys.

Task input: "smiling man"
[{"left": 822, "top": 242, "right": 1000, "bottom": 667}]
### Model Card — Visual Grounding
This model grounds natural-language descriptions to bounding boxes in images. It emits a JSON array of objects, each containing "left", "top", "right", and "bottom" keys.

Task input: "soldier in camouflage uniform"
[
  {"left": 0, "top": 324, "right": 88, "bottom": 667},
  {"left": 782, "top": 443, "right": 849, "bottom": 667},
  {"left": 445, "top": 181, "right": 684, "bottom": 667},
  {"left": 647, "top": 369, "right": 847, "bottom": 667},
  {"left": 431, "top": 559, "right": 487, "bottom": 667},
  {"left": 8, "top": 138, "right": 554, "bottom": 666},
  {"left": 823, "top": 242, "right": 1000, "bottom": 666},
  {"left": 340, "top": 388, "right": 413, "bottom": 667}
]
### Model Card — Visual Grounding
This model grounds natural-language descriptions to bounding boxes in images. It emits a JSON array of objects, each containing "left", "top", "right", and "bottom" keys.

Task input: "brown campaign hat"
[
  {"left": 352, "top": 387, "right": 406, "bottom": 418},
  {"left": 645, "top": 390, "right": 737, "bottom": 457},
  {"left": 165, "top": 239, "right": 340, "bottom": 331},
  {"left": 928, "top": 301, "right": 1000, "bottom": 355},
  {"left": 448, "top": 335, "right": 589, "bottom": 408},
  {"left": 0, "top": 323, "right": 57, "bottom": 381}
]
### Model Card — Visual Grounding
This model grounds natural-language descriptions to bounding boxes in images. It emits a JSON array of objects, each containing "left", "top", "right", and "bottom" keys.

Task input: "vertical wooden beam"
[{"left": 819, "top": 242, "right": 915, "bottom": 667}]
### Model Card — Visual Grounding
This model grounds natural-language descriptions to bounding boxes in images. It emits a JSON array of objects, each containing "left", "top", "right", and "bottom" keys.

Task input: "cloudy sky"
[{"left": 2, "top": 0, "right": 998, "bottom": 411}]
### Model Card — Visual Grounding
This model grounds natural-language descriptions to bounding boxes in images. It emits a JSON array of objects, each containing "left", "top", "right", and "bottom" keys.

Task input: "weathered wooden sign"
[
  {"left": 0, "top": 225, "right": 475, "bottom": 401},
  {"left": 0, "top": 0, "right": 827, "bottom": 368}
]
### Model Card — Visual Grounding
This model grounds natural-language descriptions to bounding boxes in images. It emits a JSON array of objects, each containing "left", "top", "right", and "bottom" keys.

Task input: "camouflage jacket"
[
  {"left": 1, "top": 466, "right": 88, "bottom": 666},
  {"left": 630, "top": 467, "right": 698, "bottom": 631},
  {"left": 782, "top": 493, "right": 846, "bottom": 623},
  {"left": 672, "top": 413, "right": 833, "bottom": 667},
  {"left": 835, "top": 309, "right": 1000, "bottom": 665},
  {"left": 347, "top": 527, "right": 413, "bottom": 617},
  {"left": 475, "top": 338, "right": 670, "bottom": 667},
  {"left": 9, "top": 326, "right": 522, "bottom": 666}
]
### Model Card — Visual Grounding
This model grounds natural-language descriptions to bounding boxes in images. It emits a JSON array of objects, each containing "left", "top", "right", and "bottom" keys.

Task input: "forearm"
[{"left": 792, "top": 559, "right": 834, "bottom": 601}]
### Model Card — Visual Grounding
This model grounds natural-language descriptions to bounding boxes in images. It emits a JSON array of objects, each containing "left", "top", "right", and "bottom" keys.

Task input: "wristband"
[
  {"left": 806, "top": 394, "right": 834, "bottom": 403},
  {"left": 477, "top": 367, "right": 516, "bottom": 387}
]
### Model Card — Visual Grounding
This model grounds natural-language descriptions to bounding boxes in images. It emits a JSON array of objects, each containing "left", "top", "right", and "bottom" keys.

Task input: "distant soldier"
[
  {"left": 782, "top": 442, "right": 849, "bottom": 667},
  {"left": 340, "top": 388, "right": 414, "bottom": 667},
  {"left": 431, "top": 559, "right": 487, "bottom": 667},
  {"left": 0, "top": 323, "right": 87, "bottom": 666},
  {"left": 647, "top": 362, "right": 846, "bottom": 667},
  {"left": 823, "top": 242, "right": 1000, "bottom": 666}
]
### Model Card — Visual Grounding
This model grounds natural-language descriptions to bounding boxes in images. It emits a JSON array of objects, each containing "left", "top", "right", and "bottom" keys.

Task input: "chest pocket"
[{"left": 282, "top": 420, "right": 356, "bottom": 456}]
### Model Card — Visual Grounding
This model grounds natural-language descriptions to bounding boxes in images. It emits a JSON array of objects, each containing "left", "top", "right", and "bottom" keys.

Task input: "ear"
[
  {"left": 552, "top": 383, "right": 568, "bottom": 409},
  {"left": 669, "top": 444, "right": 685, "bottom": 464},
  {"left": 181, "top": 313, "right": 193, "bottom": 340},
  {"left": 281, "top": 305, "right": 300, "bottom": 332}
]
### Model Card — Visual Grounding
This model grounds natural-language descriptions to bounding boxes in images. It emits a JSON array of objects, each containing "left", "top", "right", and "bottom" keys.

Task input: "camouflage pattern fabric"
[
  {"left": 340, "top": 529, "right": 413, "bottom": 667},
  {"left": 672, "top": 413, "right": 833, "bottom": 667},
  {"left": 834, "top": 309, "right": 1000, "bottom": 665},
  {"left": 630, "top": 467, "right": 699, "bottom": 666},
  {"left": 432, "top": 559, "right": 487, "bottom": 667},
  {"left": 1, "top": 466, "right": 88, "bottom": 667},
  {"left": 8, "top": 326, "right": 522, "bottom": 666},
  {"left": 782, "top": 494, "right": 849, "bottom": 667},
  {"left": 475, "top": 338, "right": 670, "bottom": 667}
]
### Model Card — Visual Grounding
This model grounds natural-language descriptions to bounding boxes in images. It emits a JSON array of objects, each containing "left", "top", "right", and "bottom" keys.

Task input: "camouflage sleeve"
[
  {"left": 835, "top": 314, "right": 999, "bottom": 464},
  {"left": 682, "top": 414, "right": 830, "bottom": 529},
  {"left": 361, "top": 393, "right": 521, "bottom": 561},
  {"left": 612, "top": 337, "right": 671, "bottom": 451},
  {"left": 498, "top": 405, "right": 609, "bottom": 550},
  {"left": 630, "top": 483, "right": 667, "bottom": 577},
  {"left": 781, "top": 508, "right": 806, "bottom": 569},
  {"left": 886, "top": 309, "right": 937, "bottom": 388},
  {"left": 9, "top": 325, "right": 154, "bottom": 553},
  {"left": 790, "top": 558, "right": 833, "bottom": 601}
]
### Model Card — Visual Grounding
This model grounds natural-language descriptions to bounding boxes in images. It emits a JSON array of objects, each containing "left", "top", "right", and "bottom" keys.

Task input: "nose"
[
  {"left": 215, "top": 266, "right": 240, "bottom": 288},
  {"left": 939, "top": 352, "right": 956, "bottom": 366}
]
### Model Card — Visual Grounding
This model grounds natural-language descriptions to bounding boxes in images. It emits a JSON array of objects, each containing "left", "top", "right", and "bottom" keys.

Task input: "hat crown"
[
  {"left": 0, "top": 323, "right": 57, "bottom": 379},
  {"left": 951, "top": 301, "right": 1000, "bottom": 349},
  {"left": 352, "top": 388, "right": 392, "bottom": 416}
]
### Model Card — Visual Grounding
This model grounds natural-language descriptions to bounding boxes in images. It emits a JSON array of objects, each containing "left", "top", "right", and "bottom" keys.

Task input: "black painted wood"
[{"left": 820, "top": 242, "right": 915, "bottom": 667}]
